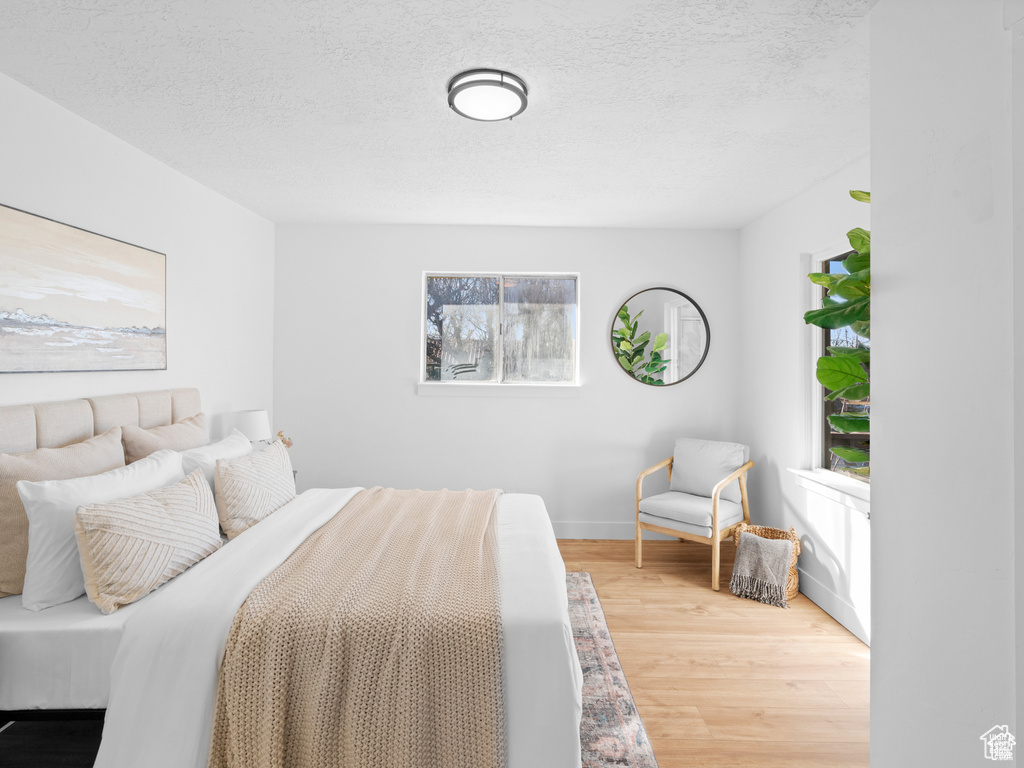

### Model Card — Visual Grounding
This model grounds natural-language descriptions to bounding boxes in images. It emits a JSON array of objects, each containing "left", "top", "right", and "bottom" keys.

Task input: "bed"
[{"left": 0, "top": 389, "right": 583, "bottom": 768}]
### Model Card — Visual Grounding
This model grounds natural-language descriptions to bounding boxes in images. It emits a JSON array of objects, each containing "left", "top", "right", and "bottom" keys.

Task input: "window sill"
[
  {"left": 417, "top": 382, "right": 582, "bottom": 398},
  {"left": 787, "top": 468, "right": 870, "bottom": 519}
]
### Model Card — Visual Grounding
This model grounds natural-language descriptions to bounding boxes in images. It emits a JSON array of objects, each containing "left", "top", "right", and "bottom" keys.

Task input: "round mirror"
[{"left": 610, "top": 288, "right": 710, "bottom": 386}]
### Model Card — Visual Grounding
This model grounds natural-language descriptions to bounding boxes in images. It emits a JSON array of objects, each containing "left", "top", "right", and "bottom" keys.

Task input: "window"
[
  {"left": 819, "top": 253, "right": 870, "bottom": 477},
  {"left": 423, "top": 274, "right": 578, "bottom": 384}
]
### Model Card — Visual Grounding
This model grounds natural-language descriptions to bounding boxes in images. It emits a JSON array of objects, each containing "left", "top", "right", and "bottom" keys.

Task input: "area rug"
[
  {"left": 568, "top": 571, "right": 659, "bottom": 768},
  {"left": 3, "top": 573, "right": 657, "bottom": 768}
]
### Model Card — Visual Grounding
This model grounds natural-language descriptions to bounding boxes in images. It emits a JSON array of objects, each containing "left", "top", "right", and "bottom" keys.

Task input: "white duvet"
[{"left": 93, "top": 488, "right": 583, "bottom": 768}]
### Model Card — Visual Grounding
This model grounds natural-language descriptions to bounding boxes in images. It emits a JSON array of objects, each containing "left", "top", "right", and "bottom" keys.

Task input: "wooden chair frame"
[{"left": 635, "top": 456, "right": 754, "bottom": 590}]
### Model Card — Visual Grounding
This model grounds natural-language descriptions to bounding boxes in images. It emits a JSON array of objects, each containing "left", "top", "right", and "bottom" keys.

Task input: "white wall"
[
  {"left": 0, "top": 73, "right": 275, "bottom": 421},
  {"left": 872, "top": 1, "right": 1015, "bottom": 765},
  {"left": 737, "top": 156, "right": 871, "bottom": 643},
  {"left": 1013, "top": 0, "right": 1024, "bottom": 746},
  {"left": 274, "top": 223, "right": 739, "bottom": 537}
]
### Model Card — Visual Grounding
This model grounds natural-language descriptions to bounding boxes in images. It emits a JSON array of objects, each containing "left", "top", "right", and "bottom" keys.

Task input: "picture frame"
[{"left": 0, "top": 204, "right": 166, "bottom": 373}]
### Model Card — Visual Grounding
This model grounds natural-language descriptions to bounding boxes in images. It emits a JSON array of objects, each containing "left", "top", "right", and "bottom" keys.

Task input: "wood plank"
[
  {"left": 635, "top": 705, "right": 713, "bottom": 740},
  {"left": 699, "top": 706, "right": 870, "bottom": 743},
  {"left": 826, "top": 680, "right": 871, "bottom": 709},
  {"left": 652, "top": 739, "right": 869, "bottom": 768},
  {"left": 632, "top": 679, "right": 848, "bottom": 710}
]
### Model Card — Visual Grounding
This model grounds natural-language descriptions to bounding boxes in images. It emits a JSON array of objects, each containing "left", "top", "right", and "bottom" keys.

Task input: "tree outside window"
[{"left": 424, "top": 274, "right": 578, "bottom": 384}]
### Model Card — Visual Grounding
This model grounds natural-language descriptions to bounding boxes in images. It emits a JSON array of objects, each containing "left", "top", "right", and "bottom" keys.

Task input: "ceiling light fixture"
[{"left": 447, "top": 69, "right": 528, "bottom": 122}]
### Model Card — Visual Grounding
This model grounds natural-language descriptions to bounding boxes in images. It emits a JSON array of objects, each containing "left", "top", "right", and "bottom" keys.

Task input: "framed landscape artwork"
[{"left": 0, "top": 204, "right": 166, "bottom": 373}]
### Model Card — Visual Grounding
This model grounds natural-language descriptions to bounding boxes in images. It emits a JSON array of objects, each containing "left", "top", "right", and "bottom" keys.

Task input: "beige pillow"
[
  {"left": 74, "top": 469, "right": 222, "bottom": 614},
  {"left": 214, "top": 440, "right": 296, "bottom": 540},
  {"left": 121, "top": 413, "right": 208, "bottom": 464},
  {"left": 0, "top": 427, "right": 125, "bottom": 598}
]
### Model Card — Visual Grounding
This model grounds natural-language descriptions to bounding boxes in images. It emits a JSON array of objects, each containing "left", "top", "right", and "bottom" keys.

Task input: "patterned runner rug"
[{"left": 568, "top": 571, "right": 659, "bottom": 768}]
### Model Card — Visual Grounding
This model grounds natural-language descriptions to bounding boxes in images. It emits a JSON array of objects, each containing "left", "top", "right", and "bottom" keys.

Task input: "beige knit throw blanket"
[{"left": 208, "top": 487, "right": 505, "bottom": 768}]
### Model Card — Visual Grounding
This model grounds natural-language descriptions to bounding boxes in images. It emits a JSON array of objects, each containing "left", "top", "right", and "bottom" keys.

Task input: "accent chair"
[{"left": 635, "top": 438, "right": 754, "bottom": 590}]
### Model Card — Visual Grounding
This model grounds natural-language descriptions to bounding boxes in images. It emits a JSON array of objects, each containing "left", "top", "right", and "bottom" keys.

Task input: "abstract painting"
[{"left": 0, "top": 204, "right": 166, "bottom": 373}]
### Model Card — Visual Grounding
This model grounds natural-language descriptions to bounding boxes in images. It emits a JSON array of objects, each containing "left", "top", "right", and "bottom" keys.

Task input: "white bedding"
[
  {"left": 86, "top": 488, "right": 582, "bottom": 768},
  {"left": 0, "top": 591, "right": 138, "bottom": 710}
]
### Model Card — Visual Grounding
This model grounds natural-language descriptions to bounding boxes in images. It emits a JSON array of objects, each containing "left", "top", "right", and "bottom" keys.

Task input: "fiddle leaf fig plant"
[
  {"left": 803, "top": 190, "right": 871, "bottom": 477},
  {"left": 612, "top": 305, "right": 671, "bottom": 385}
]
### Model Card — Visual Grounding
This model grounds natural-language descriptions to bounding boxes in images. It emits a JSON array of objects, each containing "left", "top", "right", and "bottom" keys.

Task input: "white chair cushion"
[
  {"left": 638, "top": 491, "right": 744, "bottom": 538},
  {"left": 669, "top": 438, "right": 749, "bottom": 504}
]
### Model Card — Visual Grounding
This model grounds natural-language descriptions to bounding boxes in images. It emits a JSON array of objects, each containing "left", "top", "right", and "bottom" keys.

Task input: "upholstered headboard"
[{"left": 0, "top": 388, "right": 201, "bottom": 455}]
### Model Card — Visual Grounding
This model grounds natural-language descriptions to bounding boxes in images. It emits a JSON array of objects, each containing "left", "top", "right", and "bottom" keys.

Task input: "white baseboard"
[
  {"left": 551, "top": 521, "right": 677, "bottom": 541},
  {"left": 797, "top": 566, "right": 871, "bottom": 645}
]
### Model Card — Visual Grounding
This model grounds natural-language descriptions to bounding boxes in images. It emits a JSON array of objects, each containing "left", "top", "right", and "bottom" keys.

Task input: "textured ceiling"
[{"left": 0, "top": 0, "right": 869, "bottom": 228}]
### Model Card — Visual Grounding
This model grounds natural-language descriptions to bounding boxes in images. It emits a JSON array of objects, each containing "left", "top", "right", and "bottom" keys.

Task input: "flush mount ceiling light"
[{"left": 447, "top": 69, "right": 528, "bottom": 122}]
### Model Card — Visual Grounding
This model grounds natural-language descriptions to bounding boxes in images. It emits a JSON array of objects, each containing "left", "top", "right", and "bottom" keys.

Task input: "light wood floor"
[{"left": 557, "top": 539, "right": 869, "bottom": 768}]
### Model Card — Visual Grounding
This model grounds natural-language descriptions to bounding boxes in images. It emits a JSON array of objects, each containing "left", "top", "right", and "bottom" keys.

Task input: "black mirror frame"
[{"left": 610, "top": 287, "right": 711, "bottom": 387}]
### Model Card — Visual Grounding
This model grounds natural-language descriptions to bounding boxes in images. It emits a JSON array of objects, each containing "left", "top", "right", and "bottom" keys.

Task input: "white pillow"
[
  {"left": 180, "top": 429, "right": 252, "bottom": 489},
  {"left": 17, "top": 449, "right": 186, "bottom": 611}
]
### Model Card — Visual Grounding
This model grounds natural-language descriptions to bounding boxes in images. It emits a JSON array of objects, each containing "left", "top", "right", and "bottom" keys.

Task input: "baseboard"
[
  {"left": 551, "top": 521, "right": 677, "bottom": 540},
  {"left": 797, "top": 566, "right": 871, "bottom": 645}
]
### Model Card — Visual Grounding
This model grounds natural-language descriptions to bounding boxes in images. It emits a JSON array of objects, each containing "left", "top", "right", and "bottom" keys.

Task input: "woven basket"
[{"left": 732, "top": 523, "right": 801, "bottom": 602}]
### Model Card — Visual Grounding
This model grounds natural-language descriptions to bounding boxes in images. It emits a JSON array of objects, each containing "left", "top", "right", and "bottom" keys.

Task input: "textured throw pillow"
[
  {"left": 214, "top": 440, "right": 296, "bottom": 540},
  {"left": 121, "top": 413, "right": 208, "bottom": 464},
  {"left": 74, "top": 469, "right": 222, "bottom": 614},
  {"left": 669, "top": 438, "right": 750, "bottom": 504},
  {"left": 18, "top": 449, "right": 186, "bottom": 611},
  {"left": 180, "top": 429, "right": 252, "bottom": 490},
  {"left": 0, "top": 427, "right": 125, "bottom": 598}
]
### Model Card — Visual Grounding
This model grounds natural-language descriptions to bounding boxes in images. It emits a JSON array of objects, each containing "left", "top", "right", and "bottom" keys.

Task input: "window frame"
[
  {"left": 419, "top": 271, "right": 581, "bottom": 390},
  {"left": 805, "top": 249, "right": 869, "bottom": 480}
]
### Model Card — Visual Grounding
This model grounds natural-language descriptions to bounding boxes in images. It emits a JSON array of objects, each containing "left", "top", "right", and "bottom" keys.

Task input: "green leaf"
[
  {"left": 651, "top": 332, "right": 667, "bottom": 353},
  {"left": 845, "top": 268, "right": 870, "bottom": 285},
  {"left": 831, "top": 446, "right": 869, "bottom": 463},
  {"left": 804, "top": 296, "right": 870, "bottom": 329},
  {"left": 816, "top": 356, "right": 867, "bottom": 391},
  {"left": 827, "top": 346, "right": 870, "bottom": 363},
  {"left": 617, "top": 356, "right": 633, "bottom": 372},
  {"left": 843, "top": 251, "right": 870, "bottom": 273},
  {"left": 618, "top": 340, "right": 632, "bottom": 353},
  {"left": 617, "top": 307, "right": 630, "bottom": 322},
  {"left": 847, "top": 227, "right": 870, "bottom": 256},
  {"left": 808, "top": 273, "right": 840, "bottom": 289},
  {"left": 828, "top": 413, "right": 870, "bottom": 433},
  {"left": 850, "top": 320, "right": 871, "bottom": 339},
  {"left": 634, "top": 331, "right": 651, "bottom": 348},
  {"left": 824, "top": 382, "right": 870, "bottom": 401},
  {"left": 831, "top": 276, "right": 870, "bottom": 301},
  {"left": 849, "top": 190, "right": 871, "bottom": 203},
  {"left": 652, "top": 380, "right": 665, "bottom": 385}
]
